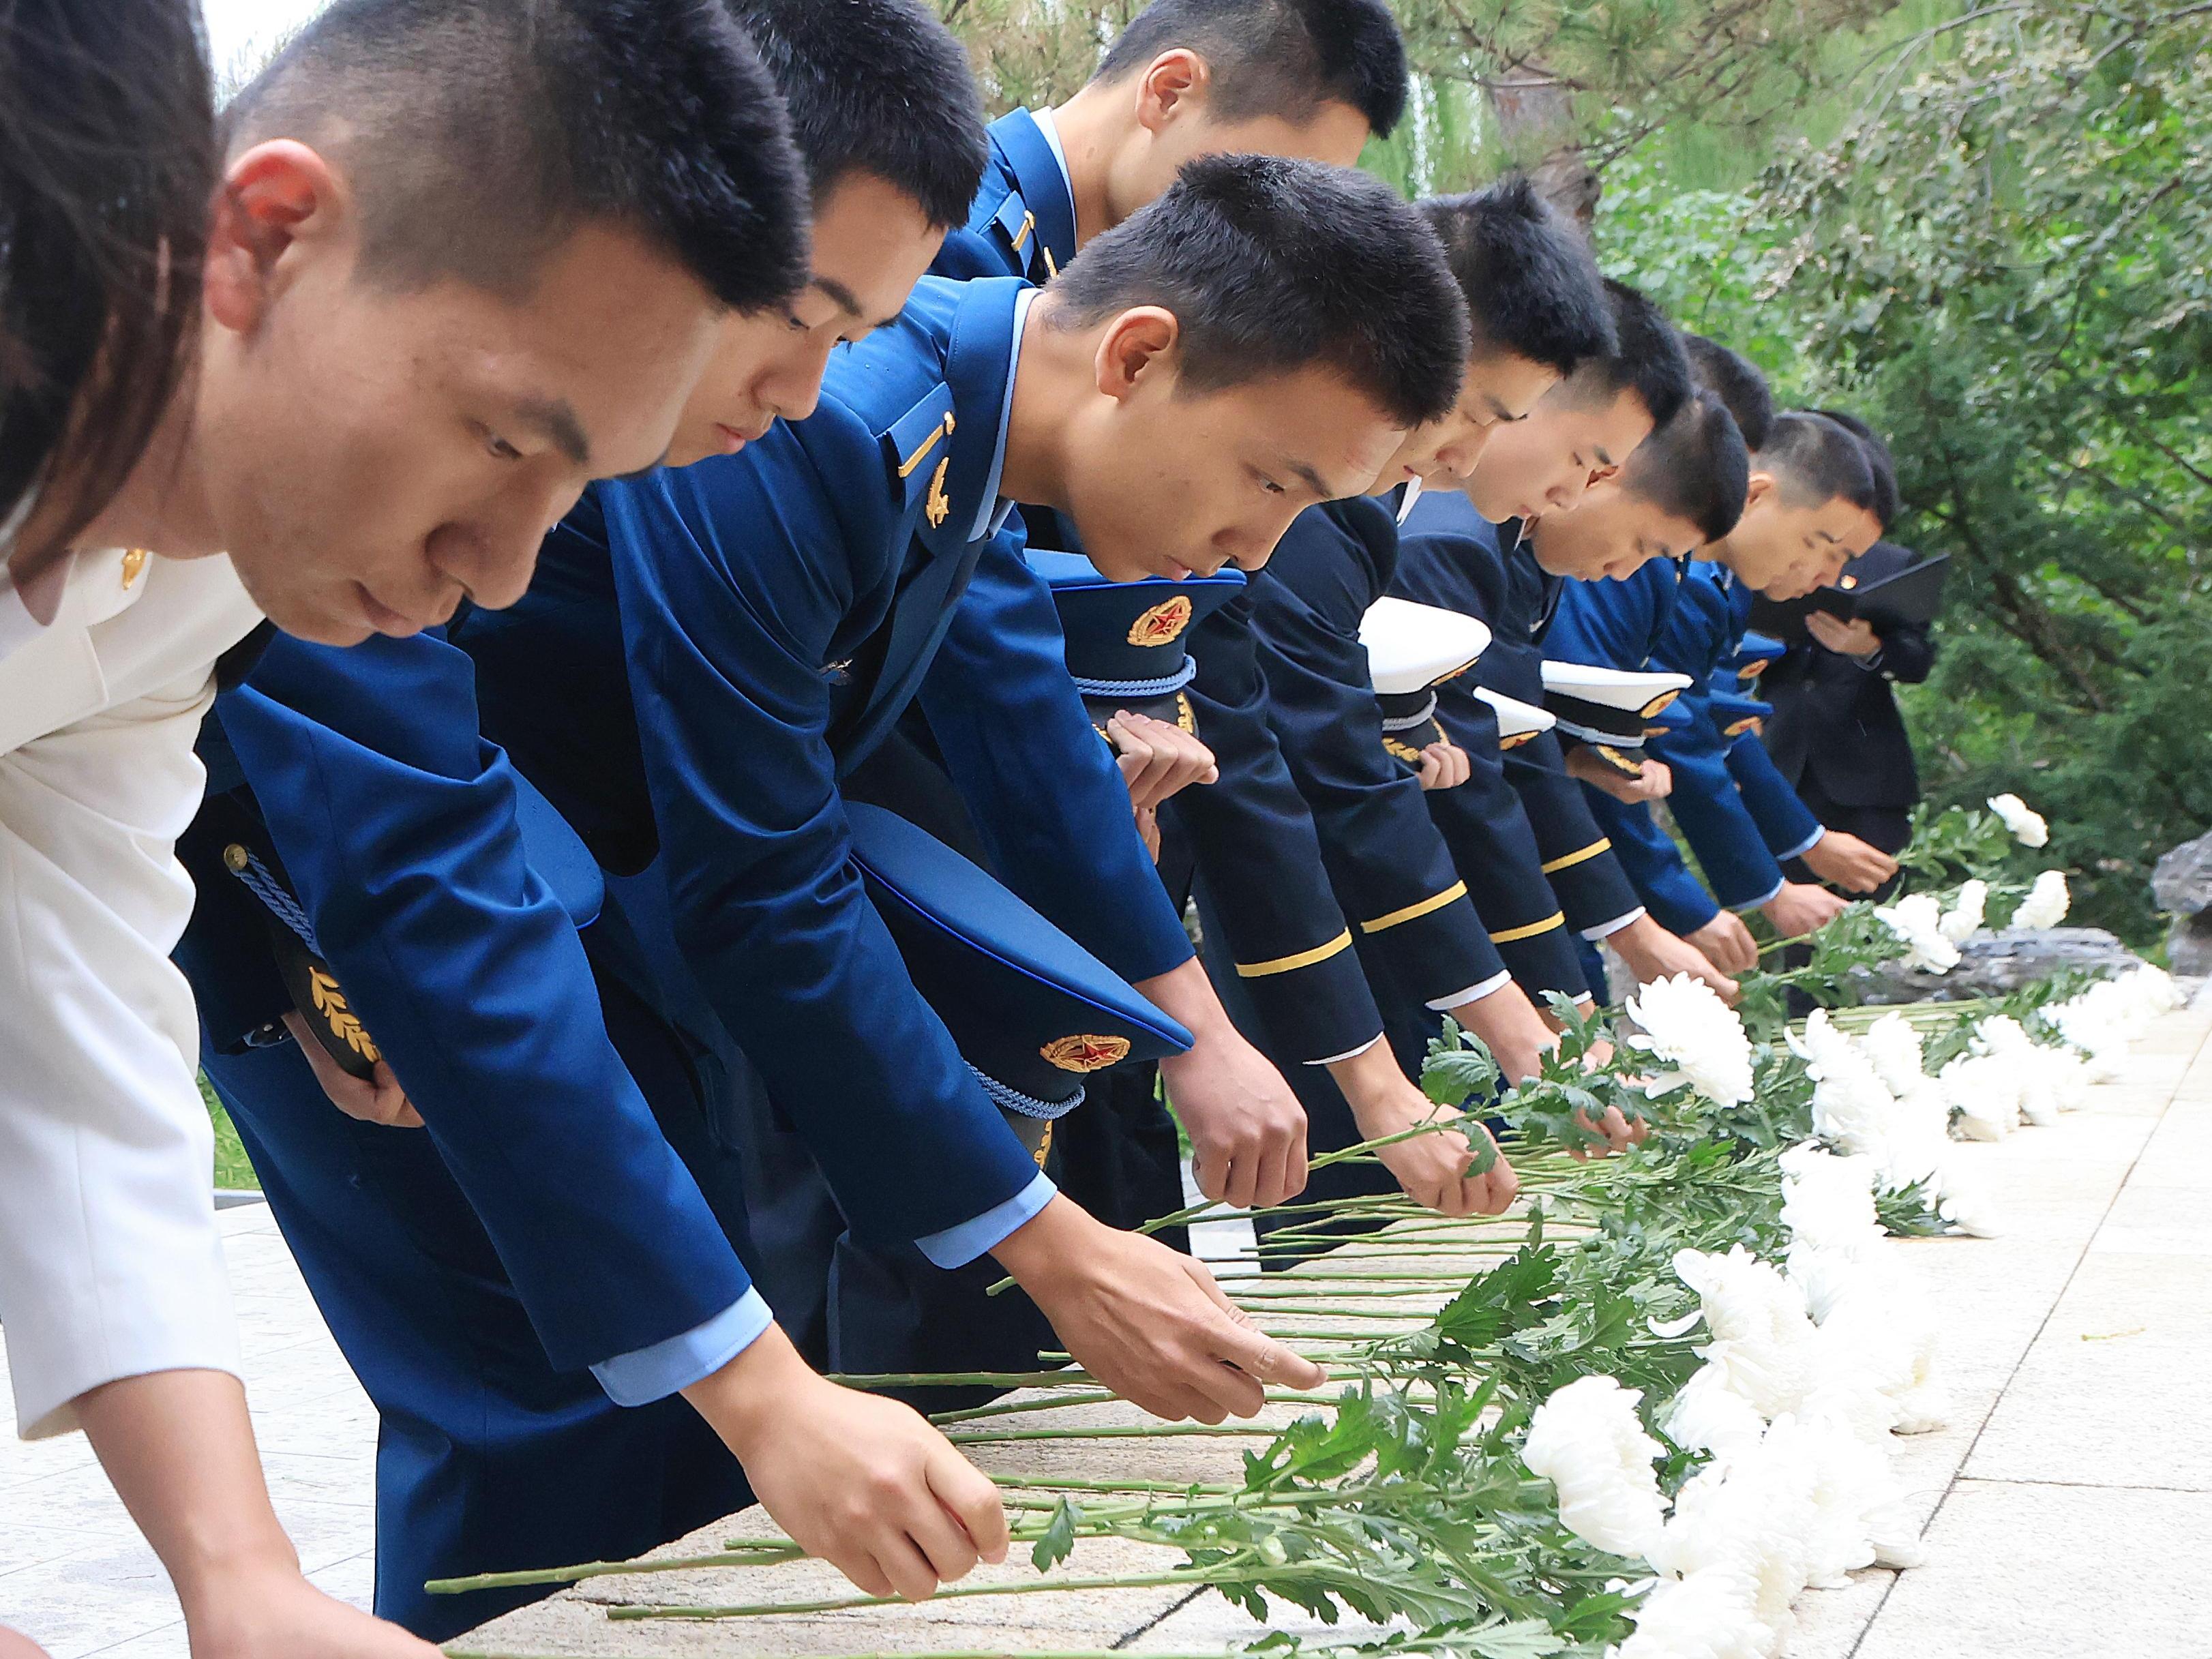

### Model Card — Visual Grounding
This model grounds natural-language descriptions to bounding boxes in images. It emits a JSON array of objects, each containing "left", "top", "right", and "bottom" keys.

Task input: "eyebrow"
[
  {"left": 1286, "top": 458, "right": 1334, "bottom": 498},
  {"left": 1814, "top": 528, "right": 1842, "bottom": 543},
  {"left": 515, "top": 395, "right": 591, "bottom": 468},
  {"left": 811, "top": 273, "right": 901, "bottom": 332},
  {"left": 1484, "top": 394, "right": 1514, "bottom": 421},
  {"left": 1593, "top": 446, "right": 1616, "bottom": 467}
]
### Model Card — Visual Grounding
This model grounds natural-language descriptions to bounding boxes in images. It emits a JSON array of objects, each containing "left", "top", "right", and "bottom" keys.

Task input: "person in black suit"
[{"left": 1763, "top": 539, "right": 1939, "bottom": 876}]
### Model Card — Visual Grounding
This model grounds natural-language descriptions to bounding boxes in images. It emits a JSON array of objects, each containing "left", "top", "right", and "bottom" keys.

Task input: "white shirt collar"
[
  {"left": 970, "top": 286, "right": 1037, "bottom": 544},
  {"left": 1032, "top": 108, "right": 1079, "bottom": 244},
  {"left": 1395, "top": 477, "right": 1425, "bottom": 524}
]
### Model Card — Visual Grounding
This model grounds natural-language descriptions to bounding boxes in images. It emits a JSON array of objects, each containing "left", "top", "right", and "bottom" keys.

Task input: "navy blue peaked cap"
[
  {"left": 1031, "top": 550, "right": 1243, "bottom": 728},
  {"left": 846, "top": 803, "right": 1193, "bottom": 1122},
  {"left": 1705, "top": 687, "right": 1775, "bottom": 738},
  {"left": 1728, "top": 630, "right": 1785, "bottom": 687}
]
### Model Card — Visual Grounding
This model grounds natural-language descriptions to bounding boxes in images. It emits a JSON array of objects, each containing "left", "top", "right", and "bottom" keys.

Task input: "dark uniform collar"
[{"left": 986, "top": 108, "right": 1079, "bottom": 284}]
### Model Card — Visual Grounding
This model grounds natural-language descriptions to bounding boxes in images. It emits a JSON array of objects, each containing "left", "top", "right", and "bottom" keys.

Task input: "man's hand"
[
  {"left": 1685, "top": 910, "right": 1760, "bottom": 976},
  {"left": 1566, "top": 747, "right": 1673, "bottom": 803},
  {"left": 1763, "top": 880, "right": 1848, "bottom": 940},
  {"left": 1805, "top": 611, "right": 1881, "bottom": 657},
  {"left": 1799, "top": 828, "right": 1898, "bottom": 895},
  {"left": 1326, "top": 1043, "right": 1517, "bottom": 1215},
  {"left": 0, "top": 1629, "right": 50, "bottom": 1659},
  {"left": 1610, "top": 913, "right": 1740, "bottom": 1004},
  {"left": 1446, "top": 982, "right": 1555, "bottom": 1086},
  {"left": 1108, "top": 711, "right": 1217, "bottom": 811},
  {"left": 686, "top": 1324, "right": 1006, "bottom": 1602},
  {"left": 282, "top": 1012, "right": 422, "bottom": 1128},
  {"left": 1416, "top": 740, "right": 1471, "bottom": 792},
  {"left": 993, "top": 1197, "right": 1327, "bottom": 1420},
  {"left": 1141, "top": 959, "right": 1308, "bottom": 1210}
]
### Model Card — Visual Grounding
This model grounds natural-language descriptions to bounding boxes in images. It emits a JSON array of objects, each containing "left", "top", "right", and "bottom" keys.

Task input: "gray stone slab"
[{"left": 1855, "top": 1480, "right": 2212, "bottom": 1659}]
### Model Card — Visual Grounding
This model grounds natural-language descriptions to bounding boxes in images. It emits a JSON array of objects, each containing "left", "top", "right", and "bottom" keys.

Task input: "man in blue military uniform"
[
  {"left": 175, "top": 1, "right": 1015, "bottom": 1636},
  {"left": 934, "top": 0, "right": 1403, "bottom": 286},
  {"left": 458, "top": 156, "right": 1467, "bottom": 1418},
  {"left": 1390, "top": 299, "right": 1750, "bottom": 1008},
  {"left": 1547, "top": 409, "right": 1900, "bottom": 968}
]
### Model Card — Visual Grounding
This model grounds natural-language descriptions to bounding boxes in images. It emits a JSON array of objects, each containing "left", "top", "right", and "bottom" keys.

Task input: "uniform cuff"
[
  {"left": 1732, "top": 878, "right": 1787, "bottom": 913},
  {"left": 1581, "top": 906, "right": 1646, "bottom": 942},
  {"left": 915, "top": 1170, "right": 1057, "bottom": 1269},
  {"left": 591, "top": 1287, "right": 774, "bottom": 1407},
  {"left": 1778, "top": 826, "right": 1825, "bottom": 862},
  {"left": 1428, "top": 969, "right": 1511, "bottom": 1012},
  {"left": 1309, "top": 1033, "right": 1385, "bottom": 1066}
]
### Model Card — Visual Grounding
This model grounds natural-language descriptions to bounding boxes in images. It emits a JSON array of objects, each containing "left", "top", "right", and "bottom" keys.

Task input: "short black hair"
[
  {"left": 729, "top": 0, "right": 986, "bottom": 231},
  {"left": 227, "top": 0, "right": 810, "bottom": 312},
  {"left": 1760, "top": 410, "right": 1880, "bottom": 518},
  {"left": 1555, "top": 278, "right": 1690, "bottom": 431},
  {"left": 1418, "top": 177, "right": 1613, "bottom": 378},
  {"left": 3, "top": 0, "right": 214, "bottom": 576},
  {"left": 1047, "top": 155, "right": 1467, "bottom": 428},
  {"left": 1808, "top": 406, "right": 1899, "bottom": 528},
  {"left": 1094, "top": 0, "right": 1408, "bottom": 139},
  {"left": 1621, "top": 389, "right": 1750, "bottom": 548},
  {"left": 1684, "top": 333, "right": 1774, "bottom": 451}
]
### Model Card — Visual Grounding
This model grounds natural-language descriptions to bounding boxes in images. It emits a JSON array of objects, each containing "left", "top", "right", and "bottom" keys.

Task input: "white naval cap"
[
  {"left": 1359, "top": 595, "right": 1491, "bottom": 698},
  {"left": 1538, "top": 659, "right": 1692, "bottom": 743},
  {"left": 1474, "top": 686, "right": 1556, "bottom": 747}
]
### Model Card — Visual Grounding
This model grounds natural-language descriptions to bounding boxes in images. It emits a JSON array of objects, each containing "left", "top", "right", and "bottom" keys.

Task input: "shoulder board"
[
  {"left": 878, "top": 385, "right": 959, "bottom": 521},
  {"left": 991, "top": 191, "right": 1056, "bottom": 280}
]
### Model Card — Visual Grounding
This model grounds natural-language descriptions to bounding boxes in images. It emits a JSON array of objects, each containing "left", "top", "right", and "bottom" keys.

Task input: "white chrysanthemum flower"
[
  {"left": 1939, "top": 1051, "right": 2021, "bottom": 1141},
  {"left": 1934, "top": 1155, "right": 2004, "bottom": 1237},
  {"left": 1673, "top": 1246, "right": 1820, "bottom": 1420},
  {"left": 1613, "top": 1566, "right": 1776, "bottom": 1659},
  {"left": 1971, "top": 1015, "right": 2066, "bottom": 1125},
  {"left": 2012, "top": 869, "right": 2070, "bottom": 930},
  {"left": 1625, "top": 973, "right": 1755, "bottom": 1108},
  {"left": 1664, "top": 1362, "right": 1769, "bottom": 1463},
  {"left": 2120, "top": 963, "right": 2183, "bottom": 1016},
  {"left": 1873, "top": 892, "right": 1961, "bottom": 974},
  {"left": 1647, "top": 1446, "right": 1815, "bottom": 1635},
  {"left": 1791, "top": 1011, "right": 1924, "bottom": 1189},
  {"left": 1855, "top": 1013, "right": 1928, "bottom": 1096},
  {"left": 1778, "top": 1142, "right": 1883, "bottom": 1259},
  {"left": 1986, "top": 792, "right": 2049, "bottom": 848},
  {"left": 1938, "top": 878, "right": 1987, "bottom": 943},
  {"left": 1523, "top": 1376, "right": 1669, "bottom": 1559}
]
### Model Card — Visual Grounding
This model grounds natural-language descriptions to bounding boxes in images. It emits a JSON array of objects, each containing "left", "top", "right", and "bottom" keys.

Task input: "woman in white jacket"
[{"left": 1, "top": 1, "right": 807, "bottom": 1651}]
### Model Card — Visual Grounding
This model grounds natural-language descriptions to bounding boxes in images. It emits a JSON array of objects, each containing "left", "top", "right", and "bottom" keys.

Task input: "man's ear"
[
  {"left": 204, "top": 140, "right": 346, "bottom": 336},
  {"left": 1742, "top": 470, "right": 1776, "bottom": 512},
  {"left": 1094, "top": 306, "right": 1179, "bottom": 401},
  {"left": 1586, "top": 463, "right": 1620, "bottom": 489},
  {"left": 1135, "top": 48, "right": 1207, "bottom": 132}
]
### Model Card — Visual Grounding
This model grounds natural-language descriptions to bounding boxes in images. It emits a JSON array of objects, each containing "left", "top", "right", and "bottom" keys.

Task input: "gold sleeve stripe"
[
  {"left": 1234, "top": 930, "right": 1354, "bottom": 978},
  {"left": 1540, "top": 838, "right": 1612, "bottom": 875},
  {"left": 1491, "top": 912, "right": 1566, "bottom": 944},
  {"left": 1358, "top": 880, "right": 1469, "bottom": 935}
]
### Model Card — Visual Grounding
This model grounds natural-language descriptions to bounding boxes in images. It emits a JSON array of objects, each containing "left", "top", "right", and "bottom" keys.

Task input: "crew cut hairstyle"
[
  {"left": 730, "top": 0, "right": 986, "bottom": 230},
  {"left": 1760, "top": 410, "right": 1880, "bottom": 520},
  {"left": 1046, "top": 154, "right": 1468, "bottom": 430},
  {"left": 2, "top": 0, "right": 215, "bottom": 579},
  {"left": 1094, "top": 0, "right": 1409, "bottom": 139},
  {"left": 1623, "top": 389, "right": 1750, "bottom": 548},
  {"left": 1808, "top": 406, "right": 1898, "bottom": 528},
  {"left": 1419, "top": 177, "right": 1613, "bottom": 378},
  {"left": 1555, "top": 278, "right": 1691, "bottom": 432},
  {"left": 226, "top": 0, "right": 810, "bottom": 312},
  {"left": 1684, "top": 333, "right": 1774, "bottom": 452}
]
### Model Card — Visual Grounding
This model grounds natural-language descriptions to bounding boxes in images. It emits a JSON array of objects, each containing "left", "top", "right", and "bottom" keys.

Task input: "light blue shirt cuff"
[
  {"left": 591, "top": 1287, "right": 775, "bottom": 1408},
  {"left": 915, "top": 1170, "right": 1057, "bottom": 1270},
  {"left": 1778, "top": 826, "right": 1825, "bottom": 862},
  {"left": 1732, "top": 877, "right": 1787, "bottom": 913}
]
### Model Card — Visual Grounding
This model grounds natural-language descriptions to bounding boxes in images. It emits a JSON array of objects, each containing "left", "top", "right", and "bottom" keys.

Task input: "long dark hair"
[{"left": 1, "top": 0, "right": 215, "bottom": 576}]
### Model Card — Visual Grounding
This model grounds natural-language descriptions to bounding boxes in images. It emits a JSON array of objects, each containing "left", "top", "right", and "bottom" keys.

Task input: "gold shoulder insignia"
[
  {"left": 1127, "top": 595, "right": 1194, "bottom": 646},
  {"left": 924, "top": 455, "right": 953, "bottom": 529},
  {"left": 1041, "top": 1034, "right": 1132, "bottom": 1073},
  {"left": 308, "top": 966, "right": 382, "bottom": 1065}
]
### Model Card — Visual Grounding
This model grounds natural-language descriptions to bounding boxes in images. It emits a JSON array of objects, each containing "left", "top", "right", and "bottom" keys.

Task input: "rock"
[
  {"left": 1857, "top": 927, "right": 2146, "bottom": 1004},
  {"left": 2170, "top": 913, "right": 2212, "bottom": 976},
  {"left": 2152, "top": 830, "right": 2212, "bottom": 916}
]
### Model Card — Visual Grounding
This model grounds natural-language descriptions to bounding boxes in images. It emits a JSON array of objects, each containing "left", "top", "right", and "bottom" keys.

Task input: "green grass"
[{"left": 200, "top": 1075, "right": 260, "bottom": 1191}]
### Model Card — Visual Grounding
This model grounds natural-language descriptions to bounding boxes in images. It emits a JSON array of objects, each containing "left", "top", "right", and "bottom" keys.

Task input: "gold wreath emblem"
[
  {"left": 1639, "top": 689, "right": 1681, "bottom": 718},
  {"left": 1382, "top": 734, "right": 1422, "bottom": 765},
  {"left": 1032, "top": 1121, "right": 1055, "bottom": 1168},
  {"left": 1040, "top": 1034, "right": 1133, "bottom": 1073},
  {"left": 1725, "top": 715, "right": 1764, "bottom": 737},
  {"left": 1175, "top": 691, "right": 1197, "bottom": 736},
  {"left": 1127, "top": 595, "right": 1193, "bottom": 646},
  {"left": 1499, "top": 730, "right": 1538, "bottom": 750},
  {"left": 923, "top": 456, "right": 952, "bottom": 528},
  {"left": 1594, "top": 744, "right": 1646, "bottom": 779},
  {"left": 1739, "top": 659, "right": 1770, "bottom": 681},
  {"left": 308, "top": 966, "right": 381, "bottom": 1064}
]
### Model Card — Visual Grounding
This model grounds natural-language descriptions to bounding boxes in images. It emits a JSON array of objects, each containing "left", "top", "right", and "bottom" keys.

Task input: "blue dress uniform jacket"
[
  {"left": 1251, "top": 498, "right": 1509, "bottom": 1010},
  {"left": 1389, "top": 492, "right": 1645, "bottom": 996},
  {"left": 931, "top": 108, "right": 1077, "bottom": 284},
  {"left": 174, "top": 629, "right": 762, "bottom": 1638},
  {"left": 459, "top": 276, "right": 1191, "bottom": 1266}
]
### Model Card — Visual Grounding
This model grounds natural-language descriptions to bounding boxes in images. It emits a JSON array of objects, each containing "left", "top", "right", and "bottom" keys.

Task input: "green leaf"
[{"left": 1030, "top": 1496, "right": 1079, "bottom": 1570}]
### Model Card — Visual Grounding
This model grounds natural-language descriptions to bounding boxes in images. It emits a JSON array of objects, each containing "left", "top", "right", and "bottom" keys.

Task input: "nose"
[
  {"left": 762, "top": 335, "right": 835, "bottom": 425},
  {"left": 435, "top": 483, "right": 576, "bottom": 612}
]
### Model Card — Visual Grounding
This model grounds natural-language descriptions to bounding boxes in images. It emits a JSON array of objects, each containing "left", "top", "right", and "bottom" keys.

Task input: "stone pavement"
[{"left": 3, "top": 1006, "right": 2207, "bottom": 1656}]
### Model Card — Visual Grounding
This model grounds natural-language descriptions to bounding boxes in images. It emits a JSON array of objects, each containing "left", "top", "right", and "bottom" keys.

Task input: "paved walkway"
[{"left": 3, "top": 1006, "right": 2207, "bottom": 1656}]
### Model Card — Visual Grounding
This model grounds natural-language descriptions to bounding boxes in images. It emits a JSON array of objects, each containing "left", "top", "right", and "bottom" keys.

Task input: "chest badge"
[
  {"left": 1128, "top": 595, "right": 1193, "bottom": 646},
  {"left": 924, "top": 456, "right": 953, "bottom": 529},
  {"left": 1041, "top": 1034, "right": 1133, "bottom": 1073}
]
